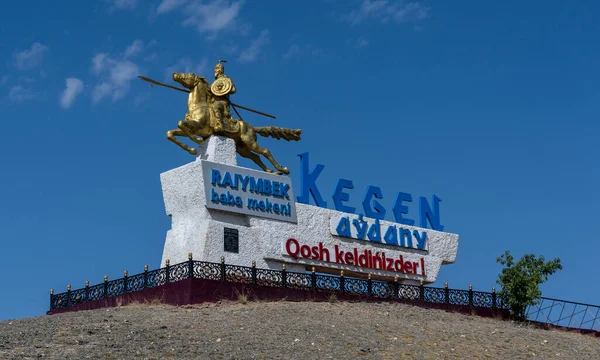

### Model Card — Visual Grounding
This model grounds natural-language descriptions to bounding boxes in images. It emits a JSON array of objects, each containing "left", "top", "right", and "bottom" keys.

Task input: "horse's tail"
[{"left": 254, "top": 126, "right": 302, "bottom": 141}]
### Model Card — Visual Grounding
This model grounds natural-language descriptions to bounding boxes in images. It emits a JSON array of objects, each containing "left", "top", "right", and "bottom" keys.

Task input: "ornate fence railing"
[{"left": 49, "top": 255, "right": 599, "bottom": 332}]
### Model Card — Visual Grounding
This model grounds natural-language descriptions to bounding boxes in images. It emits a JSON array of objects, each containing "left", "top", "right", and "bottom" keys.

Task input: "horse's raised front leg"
[
  {"left": 237, "top": 146, "right": 275, "bottom": 174},
  {"left": 247, "top": 141, "right": 289, "bottom": 175},
  {"left": 178, "top": 120, "right": 205, "bottom": 146},
  {"left": 167, "top": 128, "right": 197, "bottom": 155}
]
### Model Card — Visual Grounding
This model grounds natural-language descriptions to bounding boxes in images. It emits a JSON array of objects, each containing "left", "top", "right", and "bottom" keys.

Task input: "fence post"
[
  {"left": 123, "top": 271, "right": 128, "bottom": 293},
  {"left": 282, "top": 264, "right": 287, "bottom": 288},
  {"left": 340, "top": 271, "right": 345, "bottom": 294},
  {"left": 419, "top": 280, "right": 424, "bottom": 302},
  {"left": 49, "top": 289, "right": 54, "bottom": 310},
  {"left": 165, "top": 259, "right": 171, "bottom": 284},
  {"left": 468, "top": 284, "right": 473, "bottom": 307},
  {"left": 393, "top": 276, "right": 399, "bottom": 299},
  {"left": 220, "top": 257, "right": 226, "bottom": 281},
  {"left": 311, "top": 267, "right": 316, "bottom": 291},
  {"left": 143, "top": 265, "right": 148, "bottom": 289},
  {"left": 252, "top": 261, "right": 257, "bottom": 285},
  {"left": 444, "top": 282, "right": 449, "bottom": 305},
  {"left": 66, "top": 285, "right": 71, "bottom": 307},
  {"left": 188, "top": 253, "right": 194, "bottom": 279},
  {"left": 367, "top": 274, "right": 372, "bottom": 296},
  {"left": 85, "top": 281, "right": 89, "bottom": 302},
  {"left": 492, "top": 287, "right": 497, "bottom": 310},
  {"left": 103, "top": 276, "right": 108, "bottom": 299}
]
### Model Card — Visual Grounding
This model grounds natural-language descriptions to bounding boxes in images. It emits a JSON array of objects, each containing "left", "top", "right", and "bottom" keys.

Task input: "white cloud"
[
  {"left": 60, "top": 78, "right": 84, "bottom": 109},
  {"left": 124, "top": 40, "right": 144, "bottom": 58},
  {"left": 355, "top": 36, "right": 369, "bottom": 48},
  {"left": 157, "top": 0, "right": 188, "bottom": 14},
  {"left": 92, "top": 53, "right": 108, "bottom": 74},
  {"left": 91, "top": 51, "right": 140, "bottom": 103},
  {"left": 144, "top": 52, "right": 158, "bottom": 63},
  {"left": 344, "top": 0, "right": 429, "bottom": 25},
  {"left": 221, "top": 43, "right": 239, "bottom": 55},
  {"left": 13, "top": 42, "right": 48, "bottom": 70},
  {"left": 282, "top": 44, "right": 322, "bottom": 60},
  {"left": 160, "top": 0, "right": 244, "bottom": 37},
  {"left": 283, "top": 44, "right": 301, "bottom": 60},
  {"left": 238, "top": 29, "right": 270, "bottom": 63},
  {"left": 8, "top": 85, "right": 33, "bottom": 102},
  {"left": 109, "top": 0, "right": 137, "bottom": 10},
  {"left": 92, "top": 83, "right": 113, "bottom": 103}
]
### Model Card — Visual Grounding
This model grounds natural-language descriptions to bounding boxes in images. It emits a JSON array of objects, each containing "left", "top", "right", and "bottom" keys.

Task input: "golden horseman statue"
[{"left": 139, "top": 60, "right": 301, "bottom": 175}]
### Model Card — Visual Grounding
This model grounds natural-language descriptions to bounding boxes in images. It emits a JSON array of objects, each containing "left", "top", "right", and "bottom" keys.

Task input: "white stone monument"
[{"left": 160, "top": 136, "right": 459, "bottom": 285}]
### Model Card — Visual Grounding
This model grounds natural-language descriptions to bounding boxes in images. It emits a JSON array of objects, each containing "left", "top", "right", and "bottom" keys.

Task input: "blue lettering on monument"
[
  {"left": 210, "top": 188, "right": 243, "bottom": 208},
  {"left": 210, "top": 169, "right": 290, "bottom": 200},
  {"left": 247, "top": 197, "right": 291, "bottom": 217},
  {"left": 392, "top": 192, "right": 415, "bottom": 226},
  {"left": 332, "top": 179, "right": 356, "bottom": 214},
  {"left": 363, "top": 185, "right": 386, "bottom": 220},
  {"left": 296, "top": 152, "right": 327, "bottom": 207},
  {"left": 296, "top": 153, "right": 444, "bottom": 231},
  {"left": 204, "top": 161, "right": 297, "bottom": 223},
  {"left": 334, "top": 215, "right": 428, "bottom": 250}
]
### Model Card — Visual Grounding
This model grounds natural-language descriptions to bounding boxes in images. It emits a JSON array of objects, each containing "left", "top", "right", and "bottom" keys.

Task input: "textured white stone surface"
[
  {"left": 195, "top": 135, "right": 237, "bottom": 164},
  {"left": 160, "top": 136, "right": 459, "bottom": 284}
]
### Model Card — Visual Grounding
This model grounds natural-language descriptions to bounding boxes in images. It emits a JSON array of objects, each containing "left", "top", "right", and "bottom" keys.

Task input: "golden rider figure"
[{"left": 210, "top": 60, "right": 237, "bottom": 132}]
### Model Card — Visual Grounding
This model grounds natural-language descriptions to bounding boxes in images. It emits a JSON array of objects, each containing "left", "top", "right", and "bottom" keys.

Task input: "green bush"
[{"left": 496, "top": 250, "right": 562, "bottom": 321}]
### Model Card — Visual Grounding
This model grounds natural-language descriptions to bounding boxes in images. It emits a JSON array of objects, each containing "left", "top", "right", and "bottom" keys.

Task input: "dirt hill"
[{"left": 1, "top": 300, "right": 598, "bottom": 359}]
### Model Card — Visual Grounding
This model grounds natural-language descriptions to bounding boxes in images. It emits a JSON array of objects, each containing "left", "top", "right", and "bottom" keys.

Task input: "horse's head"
[{"left": 172, "top": 72, "right": 207, "bottom": 89}]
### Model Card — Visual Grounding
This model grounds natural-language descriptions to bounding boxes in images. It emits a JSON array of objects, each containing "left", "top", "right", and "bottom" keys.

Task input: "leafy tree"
[{"left": 496, "top": 250, "right": 562, "bottom": 321}]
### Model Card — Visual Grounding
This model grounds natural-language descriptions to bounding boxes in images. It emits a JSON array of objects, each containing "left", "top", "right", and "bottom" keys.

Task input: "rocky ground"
[{"left": 0, "top": 299, "right": 598, "bottom": 359}]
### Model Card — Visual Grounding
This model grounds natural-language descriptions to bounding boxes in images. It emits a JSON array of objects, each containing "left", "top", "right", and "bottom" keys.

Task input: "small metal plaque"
[{"left": 224, "top": 227, "right": 239, "bottom": 253}]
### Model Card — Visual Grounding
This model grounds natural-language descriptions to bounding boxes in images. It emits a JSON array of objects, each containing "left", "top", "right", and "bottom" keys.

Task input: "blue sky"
[{"left": 1, "top": 0, "right": 599, "bottom": 321}]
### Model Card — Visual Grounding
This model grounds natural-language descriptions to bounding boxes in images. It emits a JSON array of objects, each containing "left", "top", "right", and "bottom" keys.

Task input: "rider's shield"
[{"left": 211, "top": 77, "right": 233, "bottom": 96}]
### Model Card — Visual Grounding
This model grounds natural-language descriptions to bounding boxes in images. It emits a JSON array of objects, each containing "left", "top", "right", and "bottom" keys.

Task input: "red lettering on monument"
[{"left": 284, "top": 239, "right": 427, "bottom": 277}]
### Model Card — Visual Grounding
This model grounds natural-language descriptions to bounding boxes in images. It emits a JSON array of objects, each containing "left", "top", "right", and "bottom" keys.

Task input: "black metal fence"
[
  {"left": 526, "top": 297, "right": 600, "bottom": 331},
  {"left": 49, "top": 255, "right": 599, "bottom": 332}
]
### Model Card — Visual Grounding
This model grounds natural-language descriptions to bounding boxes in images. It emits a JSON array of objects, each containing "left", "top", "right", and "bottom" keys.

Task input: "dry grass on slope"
[{"left": 1, "top": 300, "right": 598, "bottom": 359}]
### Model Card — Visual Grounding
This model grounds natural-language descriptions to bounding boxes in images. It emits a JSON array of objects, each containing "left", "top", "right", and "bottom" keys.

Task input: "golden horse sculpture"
[{"left": 167, "top": 72, "right": 302, "bottom": 175}]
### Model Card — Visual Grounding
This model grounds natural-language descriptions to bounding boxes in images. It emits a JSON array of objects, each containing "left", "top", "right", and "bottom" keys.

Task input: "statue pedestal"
[
  {"left": 160, "top": 136, "right": 458, "bottom": 284},
  {"left": 160, "top": 136, "right": 305, "bottom": 272},
  {"left": 195, "top": 136, "right": 237, "bottom": 165}
]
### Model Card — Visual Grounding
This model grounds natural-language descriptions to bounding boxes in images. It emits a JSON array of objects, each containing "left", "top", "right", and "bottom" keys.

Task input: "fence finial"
[
  {"left": 124, "top": 270, "right": 128, "bottom": 277},
  {"left": 492, "top": 287, "right": 496, "bottom": 293},
  {"left": 394, "top": 276, "right": 398, "bottom": 283},
  {"left": 444, "top": 282, "right": 448, "bottom": 289},
  {"left": 221, "top": 256, "right": 225, "bottom": 263},
  {"left": 311, "top": 266, "right": 315, "bottom": 273},
  {"left": 469, "top": 284, "right": 473, "bottom": 290},
  {"left": 67, "top": 284, "right": 71, "bottom": 291},
  {"left": 144, "top": 264, "right": 148, "bottom": 271},
  {"left": 50, "top": 289, "right": 54, "bottom": 295},
  {"left": 252, "top": 260, "right": 256, "bottom": 267},
  {"left": 341, "top": 270, "right": 344, "bottom": 276},
  {"left": 282, "top": 264, "right": 286, "bottom": 270},
  {"left": 420, "top": 280, "right": 424, "bottom": 286},
  {"left": 85, "top": 280, "right": 89, "bottom": 287},
  {"left": 104, "top": 275, "right": 108, "bottom": 282},
  {"left": 188, "top": 252, "right": 193, "bottom": 259},
  {"left": 165, "top": 259, "right": 170, "bottom": 266}
]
